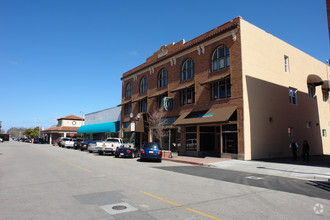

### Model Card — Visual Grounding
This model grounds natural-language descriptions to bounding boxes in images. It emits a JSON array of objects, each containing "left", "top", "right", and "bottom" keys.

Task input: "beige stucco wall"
[
  {"left": 240, "top": 18, "right": 330, "bottom": 159},
  {"left": 58, "top": 119, "right": 84, "bottom": 127}
]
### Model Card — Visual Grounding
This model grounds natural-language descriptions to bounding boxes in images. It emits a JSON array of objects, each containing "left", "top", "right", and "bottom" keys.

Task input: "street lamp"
[{"left": 80, "top": 111, "right": 84, "bottom": 138}]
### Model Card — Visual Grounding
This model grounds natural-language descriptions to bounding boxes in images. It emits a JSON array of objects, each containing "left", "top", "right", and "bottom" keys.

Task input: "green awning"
[{"left": 77, "top": 121, "right": 120, "bottom": 134}]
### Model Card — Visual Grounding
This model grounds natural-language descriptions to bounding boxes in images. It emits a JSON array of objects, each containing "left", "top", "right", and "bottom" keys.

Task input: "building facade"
[
  {"left": 77, "top": 106, "right": 121, "bottom": 140},
  {"left": 41, "top": 115, "right": 84, "bottom": 144},
  {"left": 120, "top": 17, "right": 330, "bottom": 160}
]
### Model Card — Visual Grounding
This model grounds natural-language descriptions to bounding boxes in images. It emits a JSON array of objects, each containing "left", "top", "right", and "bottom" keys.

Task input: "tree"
[
  {"left": 7, "top": 127, "right": 26, "bottom": 138},
  {"left": 23, "top": 127, "right": 40, "bottom": 138},
  {"left": 147, "top": 108, "right": 167, "bottom": 149}
]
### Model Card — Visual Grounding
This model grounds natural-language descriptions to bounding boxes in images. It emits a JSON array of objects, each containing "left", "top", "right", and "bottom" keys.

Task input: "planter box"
[{"left": 162, "top": 150, "right": 178, "bottom": 158}]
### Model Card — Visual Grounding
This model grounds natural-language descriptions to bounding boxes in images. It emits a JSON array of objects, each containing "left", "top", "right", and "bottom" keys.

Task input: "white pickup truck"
[{"left": 96, "top": 138, "right": 127, "bottom": 155}]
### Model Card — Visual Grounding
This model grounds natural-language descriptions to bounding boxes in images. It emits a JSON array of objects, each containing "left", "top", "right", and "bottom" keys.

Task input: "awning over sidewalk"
[
  {"left": 77, "top": 121, "right": 120, "bottom": 134},
  {"left": 148, "top": 90, "right": 168, "bottom": 98},
  {"left": 200, "top": 73, "right": 230, "bottom": 85},
  {"left": 170, "top": 82, "right": 194, "bottom": 93},
  {"left": 173, "top": 106, "right": 237, "bottom": 126}
]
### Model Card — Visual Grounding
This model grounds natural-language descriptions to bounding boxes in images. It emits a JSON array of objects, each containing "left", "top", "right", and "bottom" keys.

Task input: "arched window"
[
  {"left": 139, "top": 76, "right": 147, "bottom": 94},
  {"left": 181, "top": 59, "right": 195, "bottom": 81},
  {"left": 158, "top": 69, "right": 168, "bottom": 88},
  {"left": 212, "top": 45, "right": 230, "bottom": 71},
  {"left": 125, "top": 82, "right": 132, "bottom": 98}
]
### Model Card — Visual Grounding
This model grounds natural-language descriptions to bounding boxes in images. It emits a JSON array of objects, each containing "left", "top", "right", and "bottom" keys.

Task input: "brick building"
[{"left": 119, "top": 17, "right": 330, "bottom": 160}]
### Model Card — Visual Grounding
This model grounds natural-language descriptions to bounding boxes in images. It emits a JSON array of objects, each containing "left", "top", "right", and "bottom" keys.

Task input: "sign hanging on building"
[{"left": 163, "top": 97, "right": 174, "bottom": 111}]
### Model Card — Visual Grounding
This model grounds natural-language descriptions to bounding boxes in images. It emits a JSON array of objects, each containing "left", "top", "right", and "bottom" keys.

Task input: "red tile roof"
[
  {"left": 121, "top": 16, "right": 241, "bottom": 80},
  {"left": 42, "top": 126, "right": 79, "bottom": 132},
  {"left": 57, "top": 115, "right": 84, "bottom": 121}
]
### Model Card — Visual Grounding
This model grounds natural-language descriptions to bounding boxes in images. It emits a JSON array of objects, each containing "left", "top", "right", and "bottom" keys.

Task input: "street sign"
[{"left": 131, "top": 122, "right": 136, "bottom": 132}]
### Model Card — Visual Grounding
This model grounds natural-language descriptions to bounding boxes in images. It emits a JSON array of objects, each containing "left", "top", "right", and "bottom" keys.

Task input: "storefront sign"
[{"left": 131, "top": 122, "right": 135, "bottom": 132}]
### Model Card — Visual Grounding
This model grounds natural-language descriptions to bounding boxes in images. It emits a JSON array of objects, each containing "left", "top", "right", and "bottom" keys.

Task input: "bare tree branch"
[{"left": 147, "top": 108, "right": 167, "bottom": 148}]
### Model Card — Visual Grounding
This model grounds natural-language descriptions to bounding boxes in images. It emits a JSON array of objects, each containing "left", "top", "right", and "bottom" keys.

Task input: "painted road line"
[
  {"left": 48, "top": 154, "right": 92, "bottom": 172},
  {"left": 140, "top": 190, "right": 222, "bottom": 220},
  {"left": 36, "top": 150, "right": 93, "bottom": 173}
]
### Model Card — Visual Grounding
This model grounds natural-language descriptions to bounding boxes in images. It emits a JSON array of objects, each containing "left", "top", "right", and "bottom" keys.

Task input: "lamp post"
[
  {"left": 80, "top": 111, "right": 84, "bottom": 138},
  {"left": 129, "top": 113, "right": 140, "bottom": 147}
]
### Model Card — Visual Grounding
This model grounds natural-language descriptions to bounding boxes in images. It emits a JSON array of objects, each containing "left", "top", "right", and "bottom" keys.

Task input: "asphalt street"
[{"left": 1, "top": 141, "right": 329, "bottom": 220}]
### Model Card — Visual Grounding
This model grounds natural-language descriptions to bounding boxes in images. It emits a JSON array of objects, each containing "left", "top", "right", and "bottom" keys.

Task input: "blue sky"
[{"left": 0, "top": 0, "right": 329, "bottom": 131}]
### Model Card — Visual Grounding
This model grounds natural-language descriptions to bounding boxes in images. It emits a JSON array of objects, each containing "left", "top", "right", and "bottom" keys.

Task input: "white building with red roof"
[{"left": 41, "top": 115, "right": 84, "bottom": 144}]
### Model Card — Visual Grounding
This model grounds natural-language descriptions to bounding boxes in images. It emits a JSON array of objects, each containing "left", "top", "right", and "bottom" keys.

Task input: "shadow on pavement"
[{"left": 255, "top": 155, "right": 330, "bottom": 168}]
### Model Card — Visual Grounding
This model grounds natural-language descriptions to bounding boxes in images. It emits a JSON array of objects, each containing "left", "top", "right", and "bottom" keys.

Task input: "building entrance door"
[{"left": 222, "top": 132, "right": 238, "bottom": 154}]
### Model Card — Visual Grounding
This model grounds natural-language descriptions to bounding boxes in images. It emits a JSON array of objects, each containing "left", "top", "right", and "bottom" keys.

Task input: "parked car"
[
  {"left": 33, "top": 138, "right": 47, "bottom": 144},
  {"left": 73, "top": 138, "right": 83, "bottom": 150},
  {"left": 60, "top": 138, "right": 75, "bottom": 148},
  {"left": 115, "top": 144, "right": 140, "bottom": 158},
  {"left": 87, "top": 140, "right": 101, "bottom": 153},
  {"left": 56, "top": 137, "right": 67, "bottom": 147},
  {"left": 25, "top": 138, "right": 32, "bottom": 143},
  {"left": 140, "top": 142, "right": 162, "bottom": 162},
  {"left": 96, "top": 138, "right": 129, "bottom": 155},
  {"left": 79, "top": 140, "right": 93, "bottom": 151}
]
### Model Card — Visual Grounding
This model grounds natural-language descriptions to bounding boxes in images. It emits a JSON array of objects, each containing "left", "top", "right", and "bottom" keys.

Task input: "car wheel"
[
  {"left": 88, "top": 150, "right": 92, "bottom": 153},
  {"left": 98, "top": 151, "right": 104, "bottom": 155},
  {"left": 115, "top": 155, "right": 119, "bottom": 158},
  {"left": 80, "top": 148, "right": 84, "bottom": 151},
  {"left": 158, "top": 159, "right": 162, "bottom": 163}
]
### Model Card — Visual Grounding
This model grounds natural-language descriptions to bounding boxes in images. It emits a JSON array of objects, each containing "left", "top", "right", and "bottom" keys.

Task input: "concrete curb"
[
  {"left": 163, "top": 158, "right": 330, "bottom": 182},
  {"left": 162, "top": 158, "right": 204, "bottom": 166}
]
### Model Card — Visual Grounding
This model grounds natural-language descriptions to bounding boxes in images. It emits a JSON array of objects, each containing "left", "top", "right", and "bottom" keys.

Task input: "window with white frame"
[
  {"left": 139, "top": 76, "right": 147, "bottom": 94},
  {"left": 308, "top": 86, "right": 315, "bottom": 98},
  {"left": 181, "top": 59, "right": 195, "bottom": 81},
  {"left": 322, "top": 129, "right": 327, "bottom": 137},
  {"left": 289, "top": 88, "right": 298, "bottom": 105},
  {"left": 212, "top": 45, "right": 230, "bottom": 71},
  {"left": 284, "top": 55, "right": 289, "bottom": 72}
]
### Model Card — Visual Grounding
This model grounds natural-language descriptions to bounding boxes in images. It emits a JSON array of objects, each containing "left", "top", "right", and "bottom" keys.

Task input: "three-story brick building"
[{"left": 120, "top": 17, "right": 330, "bottom": 160}]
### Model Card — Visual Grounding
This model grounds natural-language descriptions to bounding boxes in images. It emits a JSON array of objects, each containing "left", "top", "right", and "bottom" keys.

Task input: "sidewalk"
[{"left": 163, "top": 155, "right": 330, "bottom": 181}]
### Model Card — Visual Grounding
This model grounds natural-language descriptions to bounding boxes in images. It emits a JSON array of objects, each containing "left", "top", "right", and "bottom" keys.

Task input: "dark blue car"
[
  {"left": 115, "top": 144, "right": 139, "bottom": 158},
  {"left": 140, "top": 142, "right": 162, "bottom": 162}
]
